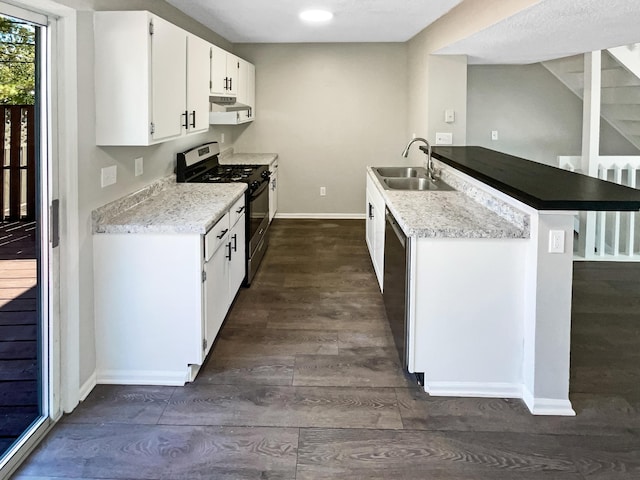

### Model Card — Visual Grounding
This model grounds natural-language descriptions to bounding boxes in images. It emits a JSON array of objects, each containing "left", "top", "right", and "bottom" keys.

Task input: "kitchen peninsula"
[{"left": 367, "top": 146, "right": 640, "bottom": 416}]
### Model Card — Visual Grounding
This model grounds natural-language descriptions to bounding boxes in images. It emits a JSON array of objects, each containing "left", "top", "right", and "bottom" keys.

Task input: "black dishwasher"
[{"left": 383, "top": 208, "right": 409, "bottom": 370}]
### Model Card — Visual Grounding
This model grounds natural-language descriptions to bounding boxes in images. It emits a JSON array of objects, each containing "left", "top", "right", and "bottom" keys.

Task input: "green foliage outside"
[{"left": 0, "top": 15, "right": 36, "bottom": 105}]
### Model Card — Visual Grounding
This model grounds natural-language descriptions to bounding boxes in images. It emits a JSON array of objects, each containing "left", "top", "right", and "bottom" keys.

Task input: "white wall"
[
  {"left": 232, "top": 43, "right": 408, "bottom": 216},
  {"left": 467, "top": 64, "right": 640, "bottom": 166},
  {"left": 405, "top": 0, "right": 540, "bottom": 165}
]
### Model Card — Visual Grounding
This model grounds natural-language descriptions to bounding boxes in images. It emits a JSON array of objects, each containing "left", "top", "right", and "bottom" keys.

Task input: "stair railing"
[{"left": 558, "top": 155, "right": 640, "bottom": 260}]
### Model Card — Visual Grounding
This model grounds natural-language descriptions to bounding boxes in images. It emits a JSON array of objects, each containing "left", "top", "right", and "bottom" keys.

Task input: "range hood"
[{"left": 210, "top": 95, "right": 236, "bottom": 105}]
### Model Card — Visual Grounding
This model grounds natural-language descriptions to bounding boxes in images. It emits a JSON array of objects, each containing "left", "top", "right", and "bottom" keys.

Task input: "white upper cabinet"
[
  {"left": 209, "top": 58, "right": 256, "bottom": 125},
  {"left": 237, "top": 58, "right": 256, "bottom": 121},
  {"left": 95, "top": 11, "right": 210, "bottom": 146},
  {"left": 210, "top": 45, "right": 239, "bottom": 97}
]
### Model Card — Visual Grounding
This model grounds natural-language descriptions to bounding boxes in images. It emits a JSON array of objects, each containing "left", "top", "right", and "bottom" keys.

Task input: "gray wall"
[
  {"left": 467, "top": 64, "right": 640, "bottom": 166},
  {"left": 232, "top": 43, "right": 408, "bottom": 216}
]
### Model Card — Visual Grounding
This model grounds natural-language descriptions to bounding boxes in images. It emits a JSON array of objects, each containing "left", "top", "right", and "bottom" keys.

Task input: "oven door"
[{"left": 248, "top": 180, "right": 269, "bottom": 258}]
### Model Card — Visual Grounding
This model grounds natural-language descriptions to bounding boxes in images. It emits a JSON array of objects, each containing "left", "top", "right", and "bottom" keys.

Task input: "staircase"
[{"left": 543, "top": 47, "right": 640, "bottom": 151}]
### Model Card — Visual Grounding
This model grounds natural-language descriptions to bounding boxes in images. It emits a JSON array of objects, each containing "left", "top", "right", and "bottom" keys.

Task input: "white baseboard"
[
  {"left": 275, "top": 213, "right": 366, "bottom": 220},
  {"left": 79, "top": 371, "right": 97, "bottom": 401},
  {"left": 522, "top": 387, "right": 575, "bottom": 416},
  {"left": 424, "top": 381, "right": 522, "bottom": 399},
  {"left": 96, "top": 369, "right": 188, "bottom": 386}
]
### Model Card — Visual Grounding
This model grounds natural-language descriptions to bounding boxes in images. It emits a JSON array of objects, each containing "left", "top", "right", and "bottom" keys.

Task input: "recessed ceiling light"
[{"left": 299, "top": 9, "right": 333, "bottom": 23}]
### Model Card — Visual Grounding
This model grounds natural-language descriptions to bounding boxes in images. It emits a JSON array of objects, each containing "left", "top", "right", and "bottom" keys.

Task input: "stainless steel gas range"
[{"left": 176, "top": 142, "right": 270, "bottom": 285}]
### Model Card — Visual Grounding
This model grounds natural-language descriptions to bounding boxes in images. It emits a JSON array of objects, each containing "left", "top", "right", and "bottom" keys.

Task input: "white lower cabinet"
[
  {"left": 366, "top": 173, "right": 385, "bottom": 291},
  {"left": 94, "top": 196, "right": 246, "bottom": 386},
  {"left": 203, "top": 197, "right": 246, "bottom": 354}
]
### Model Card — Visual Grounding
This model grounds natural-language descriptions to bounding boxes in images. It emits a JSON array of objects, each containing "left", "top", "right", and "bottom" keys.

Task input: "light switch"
[
  {"left": 444, "top": 109, "right": 455, "bottom": 123},
  {"left": 135, "top": 157, "right": 143, "bottom": 176}
]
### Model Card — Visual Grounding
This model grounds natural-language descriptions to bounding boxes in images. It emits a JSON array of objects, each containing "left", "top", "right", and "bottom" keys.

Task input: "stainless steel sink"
[
  {"left": 383, "top": 177, "right": 454, "bottom": 191},
  {"left": 374, "top": 167, "right": 420, "bottom": 178},
  {"left": 372, "top": 166, "right": 455, "bottom": 191}
]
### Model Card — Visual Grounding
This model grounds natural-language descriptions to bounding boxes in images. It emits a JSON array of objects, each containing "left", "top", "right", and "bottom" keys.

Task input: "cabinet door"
[
  {"left": 210, "top": 45, "right": 229, "bottom": 95},
  {"left": 226, "top": 54, "right": 239, "bottom": 96},
  {"left": 186, "top": 34, "right": 210, "bottom": 134},
  {"left": 366, "top": 190, "right": 375, "bottom": 258},
  {"left": 269, "top": 169, "right": 278, "bottom": 222},
  {"left": 229, "top": 215, "right": 246, "bottom": 298},
  {"left": 237, "top": 58, "right": 248, "bottom": 105},
  {"left": 204, "top": 241, "right": 230, "bottom": 355},
  {"left": 247, "top": 62, "right": 255, "bottom": 119},
  {"left": 366, "top": 174, "right": 385, "bottom": 292},
  {"left": 151, "top": 16, "right": 186, "bottom": 141}
]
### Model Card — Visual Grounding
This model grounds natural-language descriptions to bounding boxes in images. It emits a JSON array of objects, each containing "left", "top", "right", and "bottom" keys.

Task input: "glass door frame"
[{"left": 0, "top": 1, "right": 57, "bottom": 475}]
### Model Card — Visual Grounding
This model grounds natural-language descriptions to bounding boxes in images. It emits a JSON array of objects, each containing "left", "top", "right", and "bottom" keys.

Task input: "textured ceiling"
[
  {"left": 165, "top": 0, "right": 463, "bottom": 43},
  {"left": 437, "top": 0, "right": 640, "bottom": 64},
  {"left": 166, "top": 0, "right": 640, "bottom": 64}
]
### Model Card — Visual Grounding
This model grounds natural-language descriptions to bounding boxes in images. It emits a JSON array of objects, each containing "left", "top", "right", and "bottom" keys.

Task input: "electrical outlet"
[
  {"left": 320, "top": 187, "right": 326, "bottom": 196},
  {"left": 435, "top": 132, "right": 453, "bottom": 145},
  {"left": 549, "top": 230, "right": 565, "bottom": 253},
  {"left": 220, "top": 133, "right": 225, "bottom": 144},
  {"left": 134, "top": 157, "right": 143, "bottom": 176},
  {"left": 491, "top": 130, "right": 499, "bottom": 141},
  {"left": 101, "top": 165, "right": 117, "bottom": 188}
]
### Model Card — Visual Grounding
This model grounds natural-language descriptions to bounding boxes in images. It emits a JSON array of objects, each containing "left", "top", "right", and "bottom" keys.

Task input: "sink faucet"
[{"left": 402, "top": 137, "right": 438, "bottom": 182}]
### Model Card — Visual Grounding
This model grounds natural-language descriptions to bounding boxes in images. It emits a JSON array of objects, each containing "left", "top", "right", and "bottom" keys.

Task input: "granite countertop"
[
  {"left": 219, "top": 151, "right": 278, "bottom": 166},
  {"left": 367, "top": 168, "right": 528, "bottom": 239},
  {"left": 429, "top": 146, "right": 640, "bottom": 211},
  {"left": 93, "top": 180, "right": 246, "bottom": 235}
]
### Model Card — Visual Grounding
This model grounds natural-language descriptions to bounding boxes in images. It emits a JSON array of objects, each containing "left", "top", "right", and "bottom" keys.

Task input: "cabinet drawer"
[
  {"left": 204, "top": 212, "right": 230, "bottom": 261},
  {"left": 230, "top": 195, "right": 246, "bottom": 226}
]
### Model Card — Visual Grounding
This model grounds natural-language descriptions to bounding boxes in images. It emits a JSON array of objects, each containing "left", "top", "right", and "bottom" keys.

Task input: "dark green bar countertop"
[{"left": 425, "top": 146, "right": 640, "bottom": 211}]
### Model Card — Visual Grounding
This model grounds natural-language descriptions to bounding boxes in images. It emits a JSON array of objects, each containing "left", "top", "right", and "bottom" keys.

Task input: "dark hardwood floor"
[
  {"left": 14, "top": 219, "right": 640, "bottom": 479},
  {"left": 0, "top": 221, "right": 39, "bottom": 458}
]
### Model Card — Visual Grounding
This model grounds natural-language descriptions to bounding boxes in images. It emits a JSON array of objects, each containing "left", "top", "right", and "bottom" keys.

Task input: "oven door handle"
[{"left": 249, "top": 180, "right": 269, "bottom": 199}]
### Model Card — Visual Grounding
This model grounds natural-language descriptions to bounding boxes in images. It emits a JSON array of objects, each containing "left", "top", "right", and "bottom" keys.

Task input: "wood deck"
[{"left": 0, "top": 221, "right": 38, "bottom": 456}]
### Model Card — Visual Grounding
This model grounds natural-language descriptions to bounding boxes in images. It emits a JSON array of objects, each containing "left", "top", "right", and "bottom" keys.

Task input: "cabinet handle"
[
  {"left": 182, "top": 110, "right": 188, "bottom": 129},
  {"left": 216, "top": 228, "right": 229, "bottom": 239},
  {"left": 226, "top": 242, "right": 232, "bottom": 260},
  {"left": 368, "top": 203, "right": 374, "bottom": 219},
  {"left": 229, "top": 78, "right": 232, "bottom": 90},
  {"left": 232, "top": 233, "right": 238, "bottom": 252},
  {"left": 224, "top": 77, "right": 228, "bottom": 90},
  {"left": 190, "top": 111, "right": 196, "bottom": 128},
  {"left": 236, "top": 205, "right": 245, "bottom": 214}
]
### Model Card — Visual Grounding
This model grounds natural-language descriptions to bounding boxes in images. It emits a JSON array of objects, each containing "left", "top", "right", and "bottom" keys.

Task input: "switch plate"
[
  {"left": 444, "top": 109, "right": 455, "bottom": 123},
  {"left": 320, "top": 187, "right": 326, "bottom": 196},
  {"left": 101, "top": 165, "right": 117, "bottom": 188},
  {"left": 435, "top": 132, "right": 453, "bottom": 145},
  {"left": 549, "top": 230, "right": 565, "bottom": 253},
  {"left": 491, "top": 130, "right": 499, "bottom": 141},
  {"left": 134, "top": 157, "right": 143, "bottom": 176},
  {"left": 220, "top": 133, "right": 225, "bottom": 143}
]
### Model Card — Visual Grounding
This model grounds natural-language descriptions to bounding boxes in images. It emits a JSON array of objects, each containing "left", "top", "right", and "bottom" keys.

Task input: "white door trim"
[{"left": 0, "top": 0, "right": 80, "bottom": 476}]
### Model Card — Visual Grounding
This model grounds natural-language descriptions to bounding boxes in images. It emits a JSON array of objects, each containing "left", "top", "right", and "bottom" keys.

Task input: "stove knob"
[
  {"left": 261, "top": 170, "right": 271, "bottom": 180},
  {"left": 250, "top": 180, "right": 261, "bottom": 191}
]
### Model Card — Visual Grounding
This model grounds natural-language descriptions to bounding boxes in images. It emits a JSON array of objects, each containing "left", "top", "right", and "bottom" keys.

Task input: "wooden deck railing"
[{"left": 0, "top": 105, "right": 36, "bottom": 222}]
